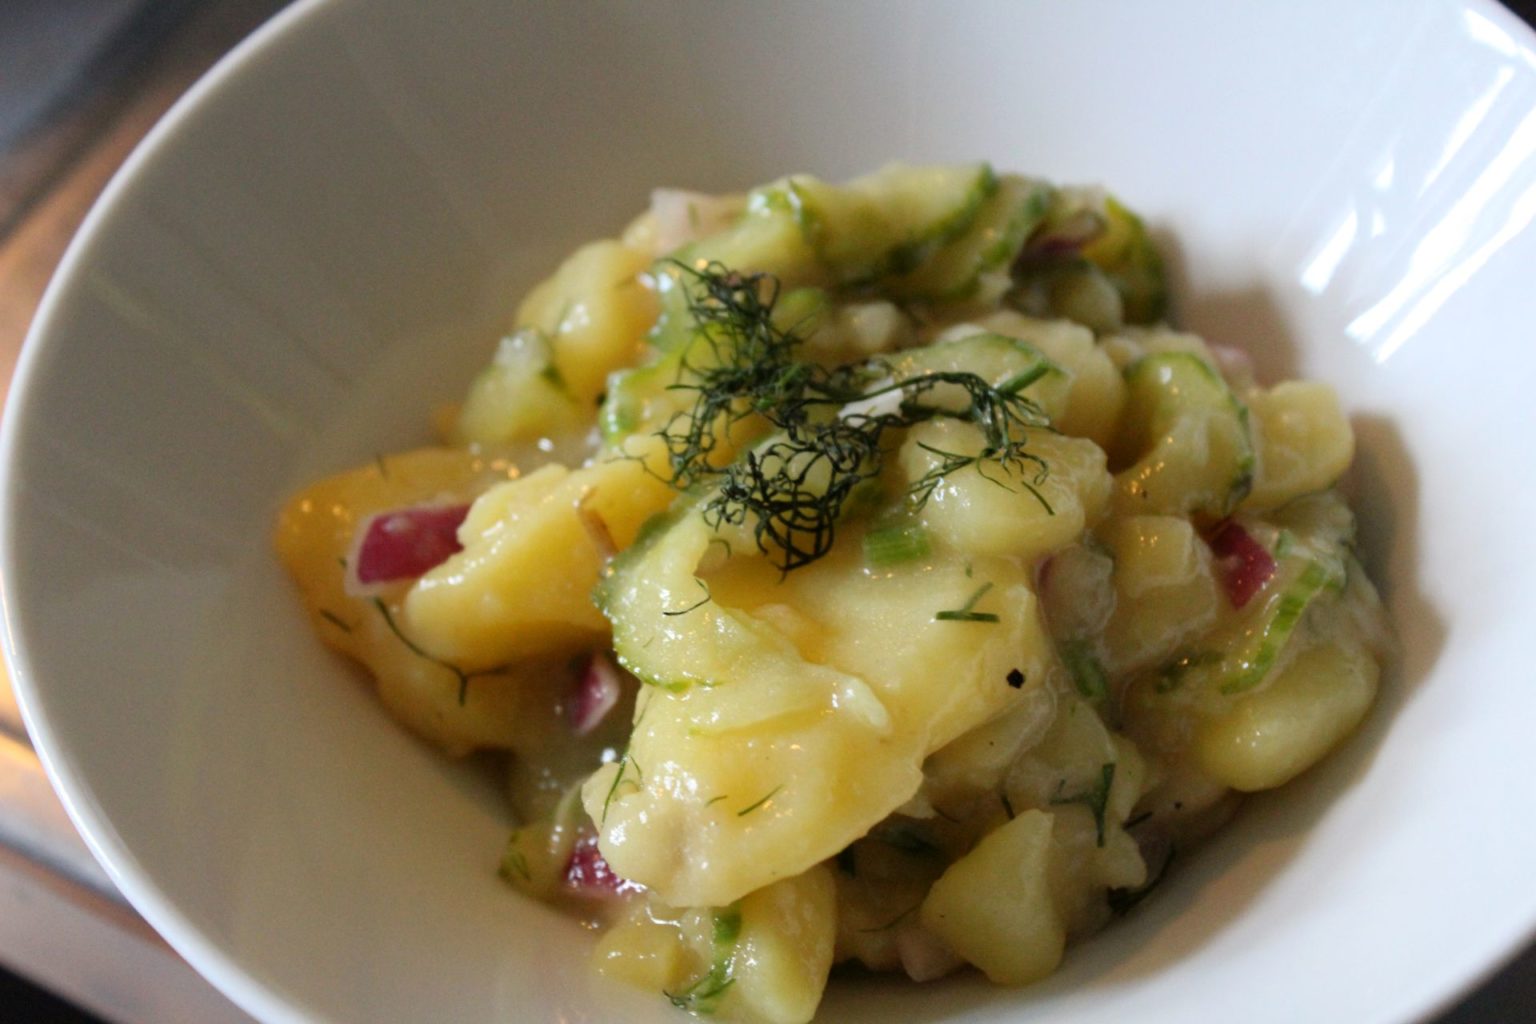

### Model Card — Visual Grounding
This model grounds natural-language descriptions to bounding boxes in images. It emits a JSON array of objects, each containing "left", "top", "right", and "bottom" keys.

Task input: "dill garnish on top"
[{"left": 650, "top": 261, "right": 1056, "bottom": 573}]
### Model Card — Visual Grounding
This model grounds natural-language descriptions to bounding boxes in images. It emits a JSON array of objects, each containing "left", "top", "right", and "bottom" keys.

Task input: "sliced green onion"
[
  {"left": 863, "top": 521, "right": 932, "bottom": 566},
  {"left": 1060, "top": 638, "right": 1109, "bottom": 701}
]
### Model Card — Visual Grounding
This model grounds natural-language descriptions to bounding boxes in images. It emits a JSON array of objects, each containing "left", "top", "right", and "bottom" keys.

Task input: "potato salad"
[{"left": 275, "top": 164, "right": 1390, "bottom": 1022}]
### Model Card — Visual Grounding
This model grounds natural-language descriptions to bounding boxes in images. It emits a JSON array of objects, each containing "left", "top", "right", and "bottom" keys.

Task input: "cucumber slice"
[
  {"left": 1213, "top": 559, "right": 1332, "bottom": 694},
  {"left": 1010, "top": 189, "right": 1167, "bottom": 329},
  {"left": 1149, "top": 494, "right": 1356, "bottom": 700},
  {"left": 1081, "top": 196, "right": 1168, "bottom": 325},
  {"left": 1266, "top": 491, "right": 1355, "bottom": 587},
  {"left": 784, "top": 162, "right": 997, "bottom": 285},
  {"left": 1113, "top": 352, "right": 1254, "bottom": 518},
  {"left": 885, "top": 175, "right": 1052, "bottom": 302},
  {"left": 599, "top": 347, "right": 687, "bottom": 442},
  {"left": 453, "top": 328, "right": 584, "bottom": 446}
]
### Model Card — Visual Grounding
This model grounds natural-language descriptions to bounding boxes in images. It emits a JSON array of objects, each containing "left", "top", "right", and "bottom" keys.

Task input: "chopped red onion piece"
[
  {"left": 564, "top": 832, "right": 643, "bottom": 897},
  {"left": 349, "top": 503, "right": 470, "bottom": 590},
  {"left": 1208, "top": 520, "right": 1277, "bottom": 609},
  {"left": 569, "top": 652, "right": 623, "bottom": 736}
]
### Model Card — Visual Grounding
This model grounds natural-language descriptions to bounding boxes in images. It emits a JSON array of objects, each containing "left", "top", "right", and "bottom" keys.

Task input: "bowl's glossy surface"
[{"left": 5, "top": 1, "right": 1536, "bottom": 1021}]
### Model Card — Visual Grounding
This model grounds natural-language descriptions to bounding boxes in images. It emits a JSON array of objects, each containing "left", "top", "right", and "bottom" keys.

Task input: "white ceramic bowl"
[{"left": 6, "top": 1, "right": 1536, "bottom": 1021}]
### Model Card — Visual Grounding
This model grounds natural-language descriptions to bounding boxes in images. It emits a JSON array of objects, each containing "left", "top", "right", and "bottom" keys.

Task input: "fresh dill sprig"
[{"left": 653, "top": 261, "right": 1054, "bottom": 573}]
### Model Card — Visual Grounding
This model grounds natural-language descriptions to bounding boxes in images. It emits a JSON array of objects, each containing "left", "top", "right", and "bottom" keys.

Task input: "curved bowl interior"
[{"left": 5, "top": 1, "right": 1536, "bottom": 1022}]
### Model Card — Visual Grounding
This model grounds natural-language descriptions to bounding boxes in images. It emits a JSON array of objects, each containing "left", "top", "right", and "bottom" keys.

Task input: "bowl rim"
[{"left": 0, "top": 3, "right": 338, "bottom": 1019}]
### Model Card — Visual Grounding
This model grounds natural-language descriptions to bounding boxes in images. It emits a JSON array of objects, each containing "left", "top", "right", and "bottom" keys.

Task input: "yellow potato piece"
[
  {"left": 586, "top": 515, "right": 1055, "bottom": 907},
  {"left": 974, "top": 311, "right": 1126, "bottom": 448},
  {"left": 901, "top": 419, "right": 1111, "bottom": 564},
  {"left": 921, "top": 809, "right": 1065, "bottom": 985},
  {"left": 1195, "top": 639, "right": 1378, "bottom": 791},
  {"left": 404, "top": 447, "right": 676, "bottom": 669},
  {"left": 1244, "top": 381, "right": 1354, "bottom": 510},
  {"left": 273, "top": 447, "right": 573, "bottom": 754},
  {"left": 730, "top": 866, "right": 838, "bottom": 1024},
  {"left": 1098, "top": 515, "right": 1220, "bottom": 675},
  {"left": 515, "top": 239, "right": 657, "bottom": 406}
]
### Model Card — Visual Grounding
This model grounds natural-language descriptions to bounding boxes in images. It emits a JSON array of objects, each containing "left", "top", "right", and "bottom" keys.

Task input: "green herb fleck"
[
  {"left": 661, "top": 579, "right": 713, "bottom": 617},
  {"left": 1060, "top": 639, "right": 1109, "bottom": 701},
  {"left": 319, "top": 609, "right": 353, "bottom": 633},
  {"left": 935, "top": 581, "right": 1000, "bottom": 623},
  {"left": 371, "top": 598, "right": 507, "bottom": 705},
  {"left": 665, "top": 905, "right": 742, "bottom": 1015},
  {"left": 601, "top": 752, "right": 643, "bottom": 824},
  {"left": 737, "top": 785, "right": 783, "bottom": 817},
  {"left": 1051, "top": 763, "right": 1116, "bottom": 847},
  {"left": 1108, "top": 846, "right": 1175, "bottom": 916},
  {"left": 499, "top": 842, "right": 531, "bottom": 884}
]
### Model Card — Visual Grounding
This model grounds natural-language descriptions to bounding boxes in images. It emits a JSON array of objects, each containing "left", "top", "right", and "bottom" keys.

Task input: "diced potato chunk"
[
  {"left": 404, "top": 443, "right": 675, "bottom": 668},
  {"left": 513, "top": 239, "right": 657, "bottom": 405},
  {"left": 730, "top": 866, "right": 837, "bottom": 1024},
  {"left": 451, "top": 330, "right": 585, "bottom": 448},
  {"left": 921, "top": 810, "right": 1065, "bottom": 985},
  {"left": 594, "top": 904, "right": 688, "bottom": 992},
  {"left": 274, "top": 447, "right": 570, "bottom": 754},
  {"left": 1244, "top": 381, "right": 1354, "bottom": 510},
  {"left": 1195, "top": 639, "right": 1378, "bottom": 791},
  {"left": 973, "top": 311, "right": 1126, "bottom": 448},
  {"left": 1099, "top": 515, "right": 1220, "bottom": 674},
  {"left": 901, "top": 419, "right": 1111, "bottom": 563},
  {"left": 587, "top": 514, "right": 1055, "bottom": 907}
]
